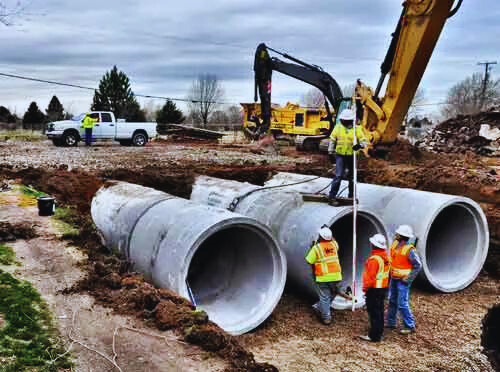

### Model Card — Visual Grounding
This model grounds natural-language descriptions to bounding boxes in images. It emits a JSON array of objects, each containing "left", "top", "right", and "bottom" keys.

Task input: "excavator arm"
[
  {"left": 357, "top": 0, "right": 463, "bottom": 145},
  {"left": 253, "top": 43, "right": 343, "bottom": 137}
]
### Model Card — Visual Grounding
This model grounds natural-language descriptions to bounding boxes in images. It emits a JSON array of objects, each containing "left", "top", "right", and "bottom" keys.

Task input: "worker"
[
  {"left": 81, "top": 112, "right": 96, "bottom": 146},
  {"left": 386, "top": 225, "right": 422, "bottom": 334},
  {"left": 305, "top": 225, "right": 342, "bottom": 325},
  {"left": 327, "top": 108, "right": 367, "bottom": 202},
  {"left": 359, "top": 234, "right": 390, "bottom": 342}
]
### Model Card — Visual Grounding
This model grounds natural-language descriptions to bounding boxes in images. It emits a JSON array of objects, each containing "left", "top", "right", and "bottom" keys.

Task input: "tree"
[
  {"left": 209, "top": 110, "right": 229, "bottom": 124},
  {"left": 226, "top": 105, "right": 242, "bottom": 124},
  {"left": 407, "top": 88, "right": 426, "bottom": 119},
  {"left": 301, "top": 88, "right": 325, "bottom": 108},
  {"left": 0, "top": 1, "right": 27, "bottom": 25},
  {"left": 46, "top": 95, "right": 64, "bottom": 122},
  {"left": 441, "top": 72, "right": 500, "bottom": 119},
  {"left": 22, "top": 102, "right": 45, "bottom": 129},
  {"left": 91, "top": 65, "right": 146, "bottom": 121},
  {"left": 156, "top": 99, "right": 185, "bottom": 124},
  {"left": 0, "top": 106, "right": 16, "bottom": 123},
  {"left": 187, "top": 74, "right": 224, "bottom": 127}
]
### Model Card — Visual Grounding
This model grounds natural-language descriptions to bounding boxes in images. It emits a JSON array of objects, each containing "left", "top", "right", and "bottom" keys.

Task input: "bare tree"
[
  {"left": 441, "top": 72, "right": 500, "bottom": 119},
  {"left": 226, "top": 105, "right": 242, "bottom": 125},
  {"left": 342, "top": 84, "right": 356, "bottom": 98},
  {"left": 187, "top": 74, "right": 224, "bottom": 128},
  {"left": 0, "top": 1, "right": 27, "bottom": 25},
  {"left": 301, "top": 88, "right": 325, "bottom": 108},
  {"left": 407, "top": 88, "right": 426, "bottom": 119}
]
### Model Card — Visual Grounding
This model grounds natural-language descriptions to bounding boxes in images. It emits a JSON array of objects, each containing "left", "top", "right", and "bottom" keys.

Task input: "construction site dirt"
[{"left": 0, "top": 138, "right": 499, "bottom": 371}]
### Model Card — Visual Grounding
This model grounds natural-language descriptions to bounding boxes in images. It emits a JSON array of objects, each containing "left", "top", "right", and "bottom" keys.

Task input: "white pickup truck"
[{"left": 46, "top": 111, "right": 157, "bottom": 147}]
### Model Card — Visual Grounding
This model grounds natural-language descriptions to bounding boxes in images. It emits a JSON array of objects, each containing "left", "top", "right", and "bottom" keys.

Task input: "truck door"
[{"left": 99, "top": 112, "right": 115, "bottom": 138}]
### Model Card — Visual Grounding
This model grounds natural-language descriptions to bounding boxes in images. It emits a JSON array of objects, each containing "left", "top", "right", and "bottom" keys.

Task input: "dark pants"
[
  {"left": 329, "top": 154, "right": 354, "bottom": 198},
  {"left": 365, "top": 288, "right": 388, "bottom": 341},
  {"left": 85, "top": 128, "right": 93, "bottom": 146}
]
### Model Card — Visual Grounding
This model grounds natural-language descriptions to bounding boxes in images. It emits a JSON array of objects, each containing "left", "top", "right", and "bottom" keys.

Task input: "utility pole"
[{"left": 478, "top": 61, "right": 497, "bottom": 110}]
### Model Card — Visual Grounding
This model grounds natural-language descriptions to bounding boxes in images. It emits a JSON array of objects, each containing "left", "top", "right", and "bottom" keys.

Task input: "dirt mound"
[
  {"left": 482, "top": 304, "right": 500, "bottom": 371},
  {"left": 0, "top": 221, "right": 37, "bottom": 241},
  {"left": 419, "top": 109, "right": 500, "bottom": 155}
]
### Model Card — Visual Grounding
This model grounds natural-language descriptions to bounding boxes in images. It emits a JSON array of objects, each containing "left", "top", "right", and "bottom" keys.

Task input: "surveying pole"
[{"left": 351, "top": 99, "right": 358, "bottom": 312}]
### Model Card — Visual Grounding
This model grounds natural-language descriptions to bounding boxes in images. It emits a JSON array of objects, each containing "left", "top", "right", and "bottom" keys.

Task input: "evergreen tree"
[
  {"left": 156, "top": 99, "right": 185, "bottom": 124},
  {"left": 0, "top": 106, "right": 17, "bottom": 123},
  {"left": 22, "top": 102, "right": 45, "bottom": 126},
  {"left": 46, "top": 95, "right": 64, "bottom": 121},
  {"left": 91, "top": 66, "right": 146, "bottom": 121}
]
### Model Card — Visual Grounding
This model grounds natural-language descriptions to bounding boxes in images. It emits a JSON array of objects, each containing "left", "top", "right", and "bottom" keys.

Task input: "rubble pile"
[{"left": 418, "top": 108, "right": 500, "bottom": 156}]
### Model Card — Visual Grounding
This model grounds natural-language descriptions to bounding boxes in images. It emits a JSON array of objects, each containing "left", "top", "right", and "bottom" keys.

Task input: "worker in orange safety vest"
[
  {"left": 305, "top": 225, "right": 343, "bottom": 325},
  {"left": 359, "top": 233, "right": 390, "bottom": 342},
  {"left": 386, "top": 225, "right": 422, "bottom": 335}
]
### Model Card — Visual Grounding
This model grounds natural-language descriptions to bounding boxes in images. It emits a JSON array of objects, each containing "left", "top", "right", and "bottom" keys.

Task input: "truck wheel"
[
  {"left": 132, "top": 132, "right": 147, "bottom": 146},
  {"left": 52, "top": 138, "right": 63, "bottom": 147},
  {"left": 62, "top": 131, "right": 79, "bottom": 147}
]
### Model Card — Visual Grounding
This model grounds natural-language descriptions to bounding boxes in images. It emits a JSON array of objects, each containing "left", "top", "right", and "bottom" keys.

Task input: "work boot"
[
  {"left": 322, "top": 318, "right": 332, "bottom": 325},
  {"left": 358, "top": 335, "right": 373, "bottom": 342},
  {"left": 400, "top": 328, "right": 416, "bottom": 335},
  {"left": 328, "top": 198, "right": 340, "bottom": 206}
]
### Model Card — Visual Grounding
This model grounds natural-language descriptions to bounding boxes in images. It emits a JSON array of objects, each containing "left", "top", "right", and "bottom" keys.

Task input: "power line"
[{"left": 0, "top": 71, "right": 234, "bottom": 105}]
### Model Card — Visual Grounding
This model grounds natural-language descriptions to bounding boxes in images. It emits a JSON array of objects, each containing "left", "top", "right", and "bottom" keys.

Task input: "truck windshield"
[{"left": 72, "top": 113, "right": 85, "bottom": 121}]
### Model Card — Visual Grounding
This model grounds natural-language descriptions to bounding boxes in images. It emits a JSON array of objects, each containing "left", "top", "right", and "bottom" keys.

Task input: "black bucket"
[{"left": 37, "top": 196, "right": 55, "bottom": 216}]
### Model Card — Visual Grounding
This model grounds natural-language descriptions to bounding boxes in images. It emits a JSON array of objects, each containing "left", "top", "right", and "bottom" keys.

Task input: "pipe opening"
[
  {"left": 425, "top": 203, "right": 482, "bottom": 290},
  {"left": 187, "top": 225, "right": 279, "bottom": 333},
  {"left": 330, "top": 212, "right": 381, "bottom": 308}
]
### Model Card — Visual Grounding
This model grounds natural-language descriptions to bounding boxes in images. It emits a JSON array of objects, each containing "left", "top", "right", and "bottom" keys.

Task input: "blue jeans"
[
  {"left": 329, "top": 155, "right": 354, "bottom": 198},
  {"left": 386, "top": 279, "right": 416, "bottom": 329},
  {"left": 314, "top": 282, "right": 338, "bottom": 321},
  {"left": 85, "top": 128, "right": 93, "bottom": 146}
]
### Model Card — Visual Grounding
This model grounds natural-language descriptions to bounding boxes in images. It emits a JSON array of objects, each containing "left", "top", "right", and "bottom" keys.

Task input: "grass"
[
  {"left": 0, "top": 244, "right": 17, "bottom": 266},
  {"left": 0, "top": 130, "right": 45, "bottom": 142},
  {"left": 19, "top": 186, "right": 46, "bottom": 199},
  {"left": 0, "top": 244, "right": 72, "bottom": 371},
  {"left": 52, "top": 207, "right": 80, "bottom": 239}
]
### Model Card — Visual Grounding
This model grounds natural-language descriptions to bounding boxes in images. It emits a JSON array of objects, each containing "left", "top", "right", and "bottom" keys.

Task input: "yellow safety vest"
[
  {"left": 82, "top": 116, "right": 96, "bottom": 129},
  {"left": 329, "top": 123, "right": 366, "bottom": 156},
  {"left": 305, "top": 240, "right": 342, "bottom": 282}
]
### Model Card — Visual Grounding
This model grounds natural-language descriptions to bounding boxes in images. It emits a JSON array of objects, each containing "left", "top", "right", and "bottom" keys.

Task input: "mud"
[
  {"left": 0, "top": 220, "right": 37, "bottom": 241},
  {"left": 482, "top": 304, "right": 500, "bottom": 371}
]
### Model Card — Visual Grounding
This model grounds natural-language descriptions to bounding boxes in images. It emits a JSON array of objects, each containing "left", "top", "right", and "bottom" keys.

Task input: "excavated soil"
[
  {"left": 482, "top": 304, "right": 500, "bottom": 371},
  {"left": 0, "top": 220, "right": 38, "bottom": 241},
  {"left": 1, "top": 140, "right": 499, "bottom": 371}
]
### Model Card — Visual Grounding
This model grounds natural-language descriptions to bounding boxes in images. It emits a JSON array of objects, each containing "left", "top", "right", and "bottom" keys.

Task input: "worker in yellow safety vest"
[
  {"left": 359, "top": 234, "right": 390, "bottom": 342},
  {"left": 327, "top": 108, "right": 367, "bottom": 202},
  {"left": 305, "top": 225, "right": 343, "bottom": 325},
  {"left": 81, "top": 113, "right": 96, "bottom": 146}
]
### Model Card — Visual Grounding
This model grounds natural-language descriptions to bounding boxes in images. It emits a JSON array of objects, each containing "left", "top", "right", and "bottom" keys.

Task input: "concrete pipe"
[
  {"left": 265, "top": 172, "right": 490, "bottom": 292},
  {"left": 91, "top": 181, "right": 287, "bottom": 335},
  {"left": 191, "top": 176, "right": 388, "bottom": 309}
]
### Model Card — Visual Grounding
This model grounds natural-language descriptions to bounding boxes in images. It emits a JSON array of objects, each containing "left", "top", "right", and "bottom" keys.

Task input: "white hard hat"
[
  {"left": 338, "top": 109, "right": 355, "bottom": 121},
  {"left": 369, "top": 233, "right": 387, "bottom": 249},
  {"left": 318, "top": 226, "right": 333, "bottom": 241},
  {"left": 395, "top": 225, "right": 414, "bottom": 239}
]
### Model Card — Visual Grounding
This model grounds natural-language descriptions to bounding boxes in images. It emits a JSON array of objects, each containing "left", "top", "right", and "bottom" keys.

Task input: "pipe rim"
[
  {"left": 182, "top": 217, "right": 287, "bottom": 335},
  {"left": 421, "top": 198, "right": 489, "bottom": 292}
]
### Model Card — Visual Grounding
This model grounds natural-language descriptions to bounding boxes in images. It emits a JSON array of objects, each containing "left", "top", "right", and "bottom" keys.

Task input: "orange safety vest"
[
  {"left": 312, "top": 240, "right": 342, "bottom": 281},
  {"left": 390, "top": 240, "right": 414, "bottom": 279},
  {"left": 369, "top": 255, "right": 390, "bottom": 288}
]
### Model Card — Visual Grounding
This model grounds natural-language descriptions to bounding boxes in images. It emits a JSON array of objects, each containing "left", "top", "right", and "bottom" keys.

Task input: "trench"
[
  {"left": 482, "top": 304, "right": 500, "bottom": 372},
  {"left": 187, "top": 225, "right": 278, "bottom": 332}
]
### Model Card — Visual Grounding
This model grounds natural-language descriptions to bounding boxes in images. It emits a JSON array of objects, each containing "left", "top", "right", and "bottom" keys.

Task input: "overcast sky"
[{"left": 1, "top": 0, "right": 499, "bottom": 118}]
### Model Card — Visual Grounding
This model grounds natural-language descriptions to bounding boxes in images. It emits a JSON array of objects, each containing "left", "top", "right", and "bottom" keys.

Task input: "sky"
[{"left": 0, "top": 0, "right": 499, "bottom": 119}]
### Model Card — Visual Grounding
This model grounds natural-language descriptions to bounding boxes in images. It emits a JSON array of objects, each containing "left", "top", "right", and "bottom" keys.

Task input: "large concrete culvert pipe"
[
  {"left": 190, "top": 176, "right": 388, "bottom": 308},
  {"left": 91, "top": 181, "right": 287, "bottom": 335},
  {"left": 265, "top": 172, "right": 490, "bottom": 293}
]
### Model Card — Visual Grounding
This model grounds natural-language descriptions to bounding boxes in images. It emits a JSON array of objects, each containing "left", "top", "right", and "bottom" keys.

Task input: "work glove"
[{"left": 352, "top": 143, "right": 363, "bottom": 151}]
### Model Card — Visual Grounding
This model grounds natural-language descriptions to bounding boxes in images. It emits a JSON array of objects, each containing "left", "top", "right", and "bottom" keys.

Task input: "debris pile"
[{"left": 418, "top": 108, "right": 500, "bottom": 156}]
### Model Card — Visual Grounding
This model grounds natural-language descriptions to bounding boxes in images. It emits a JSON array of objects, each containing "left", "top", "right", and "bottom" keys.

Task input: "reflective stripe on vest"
[
  {"left": 390, "top": 240, "right": 413, "bottom": 279},
  {"left": 313, "top": 241, "right": 341, "bottom": 278},
  {"left": 370, "top": 255, "right": 390, "bottom": 288}
]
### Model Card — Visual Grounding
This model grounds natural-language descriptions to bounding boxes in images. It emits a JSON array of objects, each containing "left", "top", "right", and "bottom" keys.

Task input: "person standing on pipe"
[
  {"left": 386, "top": 225, "right": 422, "bottom": 334},
  {"left": 359, "top": 234, "right": 390, "bottom": 342},
  {"left": 305, "top": 226, "right": 343, "bottom": 325},
  {"left": 81, "top": 112, "right": 96, "bottom": 146},
  {"left": 327, "top": 109, "right": 367, "bottom": 204}
]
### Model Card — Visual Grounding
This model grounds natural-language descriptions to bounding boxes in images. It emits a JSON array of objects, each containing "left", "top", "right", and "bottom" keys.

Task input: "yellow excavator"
[{"left": 251, "top": 0, "right": 463, "bottom": 152}]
